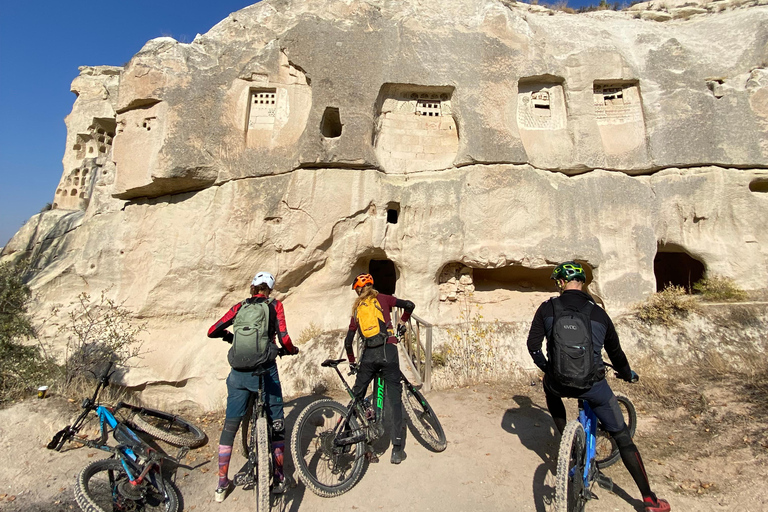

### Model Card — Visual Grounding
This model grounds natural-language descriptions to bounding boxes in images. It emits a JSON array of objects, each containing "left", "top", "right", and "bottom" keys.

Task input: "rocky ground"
[{"left": 1, "top": 370, "right": 767, "bottom": 512}]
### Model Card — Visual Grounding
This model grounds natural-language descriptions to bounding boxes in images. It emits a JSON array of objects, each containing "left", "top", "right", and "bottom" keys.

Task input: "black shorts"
[{"left": 544, "top": 375, "right": 627, "bottom": 433}]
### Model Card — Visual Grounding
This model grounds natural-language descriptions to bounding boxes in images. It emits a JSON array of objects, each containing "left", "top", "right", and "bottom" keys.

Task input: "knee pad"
[
  {"left": 219, "top": 417, "right": 242, "bottom": 446},
  {"left": 610, "top": 426, "right": 636, "bottom": 451}
]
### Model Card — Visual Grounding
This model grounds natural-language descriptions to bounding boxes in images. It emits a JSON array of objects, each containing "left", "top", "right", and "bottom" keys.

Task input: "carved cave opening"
[
  {"left": 321, "top": 107, "right": 342, "bottom": 138},
  {"left": 749, "top": 178, "right": 768, "bottom": 193},
  {"left": 368, "top": 259, "right": 397, "bottom": 295},
  {"left": 386, "top": 202, "right": 400, "bottom": 224},
  {"left": 654, "top": 244, "right": 705, "bottom": 293}
]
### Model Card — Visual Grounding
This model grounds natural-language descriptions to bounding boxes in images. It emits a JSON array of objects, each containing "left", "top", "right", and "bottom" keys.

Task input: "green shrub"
[
  {"left": 0, "top": 260, "right": 59, "bottom": 403},
  {"left": 693, "top": 276, "right": 748, "bottom": 302},
  {"left": 634, "top": 285, "right": 700, "bottom": 326}
]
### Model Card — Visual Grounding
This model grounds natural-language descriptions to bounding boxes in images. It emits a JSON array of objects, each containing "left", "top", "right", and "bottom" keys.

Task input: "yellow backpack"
[{"left": 355, "top": 297, "right": 390, "bottom": 348}]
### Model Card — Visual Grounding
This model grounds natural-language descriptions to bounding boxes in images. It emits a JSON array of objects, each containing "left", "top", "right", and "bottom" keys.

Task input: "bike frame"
[
  {"left": 49, "top": 364, "right": 171, "bottom": 491},
  {"left": 577, "top": 400, "right": 598, "bottom": 490}
]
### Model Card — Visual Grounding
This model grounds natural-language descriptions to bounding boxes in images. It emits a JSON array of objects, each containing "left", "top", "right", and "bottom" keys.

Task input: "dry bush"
[
  {"left": 436, "top": 296, "right": 531, "bottom": 388},
  {"left": 60, "top": 291, "right": 147, "bottom": 391},
  {"left": 693, "top": 276, "right": 748, "bottom": 302},
  {"left": 634, "top": 286, "right": 700, "bottom": 326},
  {"left": 297, "top": 322, "right": 322, "bottom": 345}
]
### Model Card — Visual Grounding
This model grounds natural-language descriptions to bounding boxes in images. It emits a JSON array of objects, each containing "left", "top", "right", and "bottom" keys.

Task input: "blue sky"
[
  {"left": 0, "top": 0, "right": 254, "bottom": 247},
  {"left": 0, "top": 0, "right": 606, "bottom": 247}
]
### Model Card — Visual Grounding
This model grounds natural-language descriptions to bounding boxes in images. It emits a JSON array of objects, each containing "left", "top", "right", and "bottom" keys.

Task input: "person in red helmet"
[
  {"left": 207, "top": 271, "right": 299, "bottom": 502},
  {"left": 344, "top": 273, "right": 415, "bottom": 464},
  {"left": 527, "top": 261, "right": 671, "bottom": 512}
]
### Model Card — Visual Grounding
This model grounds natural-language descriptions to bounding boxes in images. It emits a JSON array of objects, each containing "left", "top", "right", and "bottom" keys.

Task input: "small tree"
[
  {"left": 0, "top": 260, "right": 57, "bottom": 403},
  {"left": 61, "top": 291, "right": 147, "bottom": 387}
]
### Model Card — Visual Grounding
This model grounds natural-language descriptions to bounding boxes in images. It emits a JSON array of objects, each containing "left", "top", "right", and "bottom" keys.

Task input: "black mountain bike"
[
  {"left": 232, "top": 348, "right": 294, "bottom": 511},
  {"left": 291, "top": 357, "right": 446, "bottom": 497},
  {"left": 47, "top": 362, "right": 205, "bottom": 512}
]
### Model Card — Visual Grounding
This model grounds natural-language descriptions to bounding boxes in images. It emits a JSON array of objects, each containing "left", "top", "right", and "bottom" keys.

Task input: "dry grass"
[
  {"left": 296, "top": 322, "right": 323, "bottom": 345},
  {"left": 634, "top": 286, "right": 700, "bottom": 326},
  {"left": 621, "top": 344, "right": 768, "bottom": 461},
  {"left": 693, "top": 276, "right": 748, "bottom": 302}
]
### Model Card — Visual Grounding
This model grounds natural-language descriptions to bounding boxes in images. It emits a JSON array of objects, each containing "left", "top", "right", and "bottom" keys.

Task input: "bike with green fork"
[{"left": 291, "top": 354, "right": 446, "bottom": 497}]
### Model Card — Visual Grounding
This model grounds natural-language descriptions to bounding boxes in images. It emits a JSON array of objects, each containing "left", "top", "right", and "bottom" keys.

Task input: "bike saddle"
[{"left": 321, "top": 359, "right": 347, "bottom": 368}]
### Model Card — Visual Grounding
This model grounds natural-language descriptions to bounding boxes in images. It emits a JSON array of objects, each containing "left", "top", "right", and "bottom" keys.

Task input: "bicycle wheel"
[
  {"left": 254, "top": 416, "right": 271, "bottom": 511},
  {"left": 595, "top": 393, "right": 637, "bottom": 469},
  {"left": 129, "top": 408, "right": 206, "bottom": 448},
  {"left": 291, "top": 399, "right": 366, "bottom": 497},
  {"left": 402, "top": 383, "right": 447, "bottom": 452},
  {"left": 554, "top": 421, "right": 587, "bottom": 512},
  {"left": 75, "top": 458, "right": 180, "bottom": 512}
]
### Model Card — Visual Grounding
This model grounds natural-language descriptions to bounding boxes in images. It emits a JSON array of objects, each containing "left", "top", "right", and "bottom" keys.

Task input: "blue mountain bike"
[
  {"left": 48, "top": 362, "right": 204, "bottom": 512},
  {"left": 554, "top": 365, "right": 638, "bottom": 512}
]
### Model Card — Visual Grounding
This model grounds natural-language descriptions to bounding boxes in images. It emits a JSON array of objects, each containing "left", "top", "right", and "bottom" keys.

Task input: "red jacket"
[{"left": 208, "top": 294, "right": 297, "bottom": 354}]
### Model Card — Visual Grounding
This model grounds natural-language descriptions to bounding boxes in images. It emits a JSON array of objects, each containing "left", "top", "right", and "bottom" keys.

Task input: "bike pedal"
[
  {"left": 596, "top": 472, "right": 614, "bottom": 492},
  {"left": 233, "top": 472, "right": 255, "bottom": 487},
  {"left": 175, "top": 446, "right": 189, "bottom": 461}
]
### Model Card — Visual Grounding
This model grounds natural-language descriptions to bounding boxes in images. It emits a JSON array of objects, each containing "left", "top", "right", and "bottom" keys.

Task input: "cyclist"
[
  {"left": 527, "top": 261, "right": 671, "bottom": 512},
  {"left": 344, "top": 273, "right": 415, "bottom": 464},
  {"left": 207, "top": 271, "right": 299, "bottom": 502}
]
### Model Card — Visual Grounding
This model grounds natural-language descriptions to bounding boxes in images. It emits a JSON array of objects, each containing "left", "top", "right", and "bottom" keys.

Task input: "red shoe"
[{"left": 644, "top": 495, "right": 671, "bottom": 512}]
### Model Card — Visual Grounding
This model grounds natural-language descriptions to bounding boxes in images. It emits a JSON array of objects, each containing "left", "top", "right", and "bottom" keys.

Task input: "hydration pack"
[
  {"left": 228, "top": 298, "right": 276, "bottom": 370},
  {"left": 547, "top": 297, "right": 597, "bottom": 389},
  {"left": 355, "top": 297, "right": 390, "bottom": 348}
]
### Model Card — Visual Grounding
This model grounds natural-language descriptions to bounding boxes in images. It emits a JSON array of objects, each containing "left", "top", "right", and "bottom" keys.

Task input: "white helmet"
[{"left": 251, "top": 271, "right": 275, "bottom": 290}]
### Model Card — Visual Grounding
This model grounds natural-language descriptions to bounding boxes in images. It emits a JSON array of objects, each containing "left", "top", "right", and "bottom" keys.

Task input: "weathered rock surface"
[{"left": 2, "top": 0, "right": 768, "bottom": 407}]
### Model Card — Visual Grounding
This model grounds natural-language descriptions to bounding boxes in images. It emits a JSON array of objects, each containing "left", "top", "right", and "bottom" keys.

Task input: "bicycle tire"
[
  {"left": 402, "top": 383, "right": 447, "bottom": 452},
  {"left": 255, "top": 416, "right": 271, "bottom": 511},
  {"left": 555, "top": 421, "right": 588, "bottom": 512},
  {"left": 75, "top": 458, "right": 180, "bottom": 512},
  {"left": 595, "top": 393, "right": 637, "bottom": 469},
  {"left": 291, "top": 398, "right": 366, "bottom": 497},
  {"left": 128, "top": 408, "right": 206, "bottom": 448}
]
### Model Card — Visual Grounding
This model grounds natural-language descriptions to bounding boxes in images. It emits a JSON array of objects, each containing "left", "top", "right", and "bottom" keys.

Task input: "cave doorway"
[
  {"left": 369, "top": 259, "right": 397, "bottom": 295},
  {"left": 654, "top": 244, "right": 705, "bottom": 292}
]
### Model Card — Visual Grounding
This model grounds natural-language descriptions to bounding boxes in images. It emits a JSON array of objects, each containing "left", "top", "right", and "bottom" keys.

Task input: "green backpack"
[{"left": 227, "top": 298, "right": 276, "bottom": 370}]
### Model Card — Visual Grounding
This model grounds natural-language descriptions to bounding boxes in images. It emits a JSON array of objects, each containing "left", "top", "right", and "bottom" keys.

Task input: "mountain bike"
[
  {"left": 47, "top": 362, "right": 204, "bottom": 512},
  {"left": 230, "top": 366, "right": 274, "bottom": 511},
  {"left": 554, "top": 363, "right": 638, "bottom": 512},
  {"left": 291, "top": 355, "right": 446, "bottom": 497}
]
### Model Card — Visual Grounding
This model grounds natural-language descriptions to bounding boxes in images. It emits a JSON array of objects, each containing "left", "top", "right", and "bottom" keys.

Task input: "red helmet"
[{"left": 352, "top": 273, "right": 374, "bottom": 290}]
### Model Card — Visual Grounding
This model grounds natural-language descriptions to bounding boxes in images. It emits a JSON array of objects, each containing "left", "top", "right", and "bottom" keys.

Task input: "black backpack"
[{"left": 547, "top": 297, "right": 597, "bottom": 389}]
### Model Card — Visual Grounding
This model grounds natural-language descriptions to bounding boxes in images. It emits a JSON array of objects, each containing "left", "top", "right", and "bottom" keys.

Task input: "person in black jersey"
[{"left": 527, "top": 261, "right": 670, "bottom": 512}]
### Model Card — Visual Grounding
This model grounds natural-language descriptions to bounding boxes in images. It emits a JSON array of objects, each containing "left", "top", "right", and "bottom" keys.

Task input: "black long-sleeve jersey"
[{"left": 526, "top": 289, "right": 632, "bottom": 381}]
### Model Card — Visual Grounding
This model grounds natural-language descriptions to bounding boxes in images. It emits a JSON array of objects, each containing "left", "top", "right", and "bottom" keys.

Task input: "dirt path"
[{"left": 1, "top": 383, "right": 767, "bottom": 512}]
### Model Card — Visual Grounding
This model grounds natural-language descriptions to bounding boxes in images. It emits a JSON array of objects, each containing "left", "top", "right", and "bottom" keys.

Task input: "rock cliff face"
[{"left": 3, "top": 0, "right": 768, "bottom": 407}]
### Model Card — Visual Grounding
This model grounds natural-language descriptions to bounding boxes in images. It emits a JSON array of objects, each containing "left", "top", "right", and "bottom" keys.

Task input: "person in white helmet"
[{"left": 207, "top": 271, "right": 299, "bottom": 501}]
